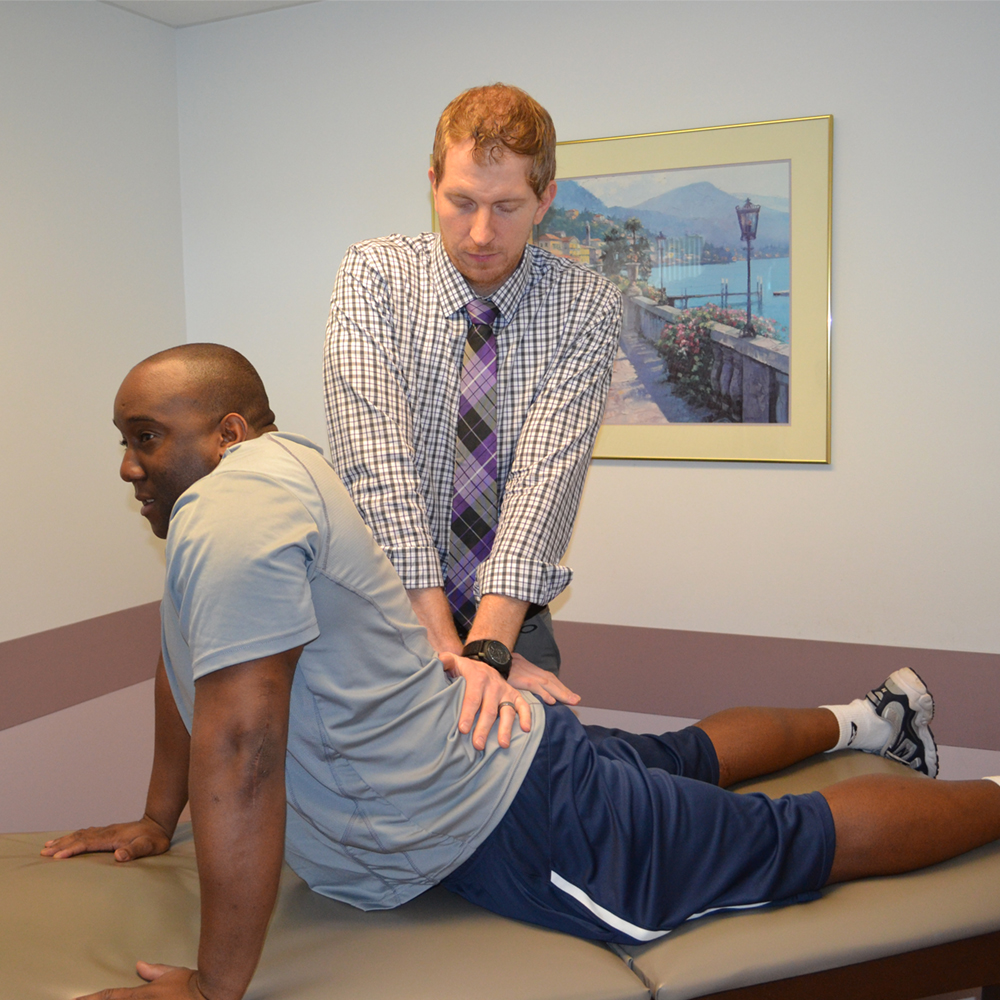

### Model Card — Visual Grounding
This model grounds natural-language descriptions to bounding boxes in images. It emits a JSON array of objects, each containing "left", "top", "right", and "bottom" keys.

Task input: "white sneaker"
[{"left": 865, "top": 668, "right": 938, "bottom": 778}]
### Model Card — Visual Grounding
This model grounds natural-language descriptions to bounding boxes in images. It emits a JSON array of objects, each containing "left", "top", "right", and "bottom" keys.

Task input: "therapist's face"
[{"left": 431, "top": 138, "right": 556, "bottom": 297}]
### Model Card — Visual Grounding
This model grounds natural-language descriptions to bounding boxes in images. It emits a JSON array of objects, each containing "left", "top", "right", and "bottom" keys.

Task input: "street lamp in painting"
[
  {"left": 656, "top": 231, "right": 666, "bottom": 301},
  {"left": 735, "top": 198, "right": 761, "bottom": 338}
]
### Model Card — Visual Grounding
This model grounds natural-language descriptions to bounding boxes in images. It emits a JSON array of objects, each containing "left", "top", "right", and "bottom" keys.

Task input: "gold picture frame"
[{"left": 555, "top": 116, "right": 832, "bottom": 463}]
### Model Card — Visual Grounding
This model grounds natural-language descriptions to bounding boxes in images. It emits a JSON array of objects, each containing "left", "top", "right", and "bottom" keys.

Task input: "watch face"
[
  {"left": 462, "top": 639, "right": 512, "bottom": 674},
  {"left": 483, "top": 640, "right": 511, "bottom": 667}
]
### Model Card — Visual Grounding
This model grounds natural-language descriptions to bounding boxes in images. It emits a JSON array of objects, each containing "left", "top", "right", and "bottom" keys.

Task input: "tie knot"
[{"left": 467, "top": 298, "right": 498, "bottom": 327}]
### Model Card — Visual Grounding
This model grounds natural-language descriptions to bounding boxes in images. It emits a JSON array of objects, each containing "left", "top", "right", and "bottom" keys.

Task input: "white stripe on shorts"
[
  {"left": 549, "top": 871, "right": 669, "bottom": 942},
  {"left": 550, "top": 870, "right": 772, "bottom": 942}
]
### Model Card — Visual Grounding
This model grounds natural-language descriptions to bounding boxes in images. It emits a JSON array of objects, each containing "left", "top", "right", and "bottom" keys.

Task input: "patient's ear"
[{"left": 218, "top": 412, "right": 250, "bottom": 448}]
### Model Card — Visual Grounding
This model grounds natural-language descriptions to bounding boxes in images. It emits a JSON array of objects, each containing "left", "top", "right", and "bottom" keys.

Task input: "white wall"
[
  {"left": 9, "top": 0, "right": 993, "bottom": 837},
  {"left": 174, "top": 1, "right": 1000, "bottom": 657},
  {"left": 0, "top": 0, "right": 996, "bottom": 829},
  {"left": 0, "top": 1, "right": 185, "bottom": 643}
]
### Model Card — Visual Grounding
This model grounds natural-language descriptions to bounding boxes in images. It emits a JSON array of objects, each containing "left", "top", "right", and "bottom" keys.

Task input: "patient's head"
[{"left": 113, "top": 343, "right": 277, "bottom": 538}]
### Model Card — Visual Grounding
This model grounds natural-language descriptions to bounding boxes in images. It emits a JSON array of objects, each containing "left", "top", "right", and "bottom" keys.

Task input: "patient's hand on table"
[
  {"left": 41, "top": 816, "right": 171, "bottom": 862},
  {"left": 75, "top": 962, "right": 206, "bottom": 1000}
]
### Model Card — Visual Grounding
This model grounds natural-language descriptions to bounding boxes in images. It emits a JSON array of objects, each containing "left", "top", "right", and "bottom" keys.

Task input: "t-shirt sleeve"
[{"left": 166, "top": 469, "right": 322, "bottom": 679}]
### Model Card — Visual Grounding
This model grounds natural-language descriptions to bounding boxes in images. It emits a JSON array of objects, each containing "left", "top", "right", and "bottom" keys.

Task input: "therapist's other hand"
[
  {"left": 42, "top": 817, "right": 171, "bottom": 862},
  {"left": 508, "top": 653, "right": 581, "bottom": 706},
  {"left": 441, "top": 652, "right": 532, "bottom": 751}
]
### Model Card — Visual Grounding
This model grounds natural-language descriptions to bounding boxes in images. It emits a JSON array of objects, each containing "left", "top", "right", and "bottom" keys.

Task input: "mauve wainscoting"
[
  {"left": 0, "top": 602, "right": 161, "bottom": 732},
  {"left": 1, "top": 607, "right": 998, "bottom": 830},
  {"left": 3, "top": 606, "right": 997, "bottom": 753},
  {"left": 553, "top": 621, "right": 1000, "bottom": 753}
]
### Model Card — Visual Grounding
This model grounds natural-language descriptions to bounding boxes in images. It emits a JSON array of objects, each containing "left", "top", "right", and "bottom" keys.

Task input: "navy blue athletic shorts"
[{"left": 442, "top": 705, "right": 836, "bottom": 944}]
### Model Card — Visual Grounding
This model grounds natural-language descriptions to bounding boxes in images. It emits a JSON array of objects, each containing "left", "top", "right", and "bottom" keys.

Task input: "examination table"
[{"left": 3, "top": 751, "right": 999, "bottom": 1000}]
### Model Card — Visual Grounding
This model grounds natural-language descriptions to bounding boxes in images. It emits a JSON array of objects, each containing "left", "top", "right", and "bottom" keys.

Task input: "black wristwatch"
[{"left": 462, "top": 639, "right": 513, "bottom": 679}]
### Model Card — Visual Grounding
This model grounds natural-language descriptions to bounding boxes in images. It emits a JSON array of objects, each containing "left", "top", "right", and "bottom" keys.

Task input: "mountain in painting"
[
  {"left": 552, "top": 178, "right": 607, "bottom": 213},
  {"left": 553, "top": 179, "right": 789, "bottom": 250}
]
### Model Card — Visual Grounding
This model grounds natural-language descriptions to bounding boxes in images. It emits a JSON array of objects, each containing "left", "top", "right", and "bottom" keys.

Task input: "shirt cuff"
[
  {"left": 475, "top": 554, "right": 572, "bottom": 607},
  {"left": 383, "top": 545, "right": 446, "bottom": 591}
]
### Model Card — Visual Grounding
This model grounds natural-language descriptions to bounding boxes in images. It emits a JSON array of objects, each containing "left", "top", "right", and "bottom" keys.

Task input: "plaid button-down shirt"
[{"left": 323, "top": 233, "right": 622, "bottom": 606}]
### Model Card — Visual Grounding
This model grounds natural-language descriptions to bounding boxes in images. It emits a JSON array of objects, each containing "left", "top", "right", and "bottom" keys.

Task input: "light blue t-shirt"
[{"left": 161, "top": 432, "right": 544, "bottom": 909}]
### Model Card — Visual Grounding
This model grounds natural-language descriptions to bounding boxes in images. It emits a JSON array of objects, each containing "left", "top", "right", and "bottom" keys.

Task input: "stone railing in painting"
[{"left": 625, "top": 295, "right": 789, "bottom": 423}]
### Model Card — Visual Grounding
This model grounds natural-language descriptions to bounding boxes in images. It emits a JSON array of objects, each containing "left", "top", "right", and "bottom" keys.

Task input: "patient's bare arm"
[
  {"left": 181, "top": 647, "right": 299, "bottom": 1000},
  {"left": 42, "top": 654, "right": 189, "bottom": 861},
  {"left": 71, "top": 646, "right": 300, "bottom": 1000}
]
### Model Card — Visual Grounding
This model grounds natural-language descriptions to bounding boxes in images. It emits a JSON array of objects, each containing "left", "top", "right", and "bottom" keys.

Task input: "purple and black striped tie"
[{"left": 445, "top": 298, "right": 499, "bottom": 633}]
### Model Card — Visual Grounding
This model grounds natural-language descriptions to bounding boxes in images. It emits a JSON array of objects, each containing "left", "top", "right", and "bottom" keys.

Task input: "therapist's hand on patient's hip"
[
  {"left": 508, "top": 653, "right": 581, "bottom": 706},
  {"left": 441, "top": 651, "right": 533, "bottom": 751},
  {"left": 41, "top": 816, "right": 172, "bottom": 862}
]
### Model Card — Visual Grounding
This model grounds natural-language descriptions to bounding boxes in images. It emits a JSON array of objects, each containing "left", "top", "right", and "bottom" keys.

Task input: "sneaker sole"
[{"left": 884, "top": 667, "right": 938, "bottom": 778}]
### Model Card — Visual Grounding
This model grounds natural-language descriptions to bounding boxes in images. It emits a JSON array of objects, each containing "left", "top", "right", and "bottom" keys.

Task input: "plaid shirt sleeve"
[
  {"left": 477, "top": 282, "right": 623, "bottom": 606},
  {"left": 323, "top": 246, "right": 444, "bottom": 590}
]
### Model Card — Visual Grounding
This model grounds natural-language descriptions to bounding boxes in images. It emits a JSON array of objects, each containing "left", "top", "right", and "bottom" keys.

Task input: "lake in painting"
[{"left": 537, "top": 160, "right": 791, "bottom": 424}]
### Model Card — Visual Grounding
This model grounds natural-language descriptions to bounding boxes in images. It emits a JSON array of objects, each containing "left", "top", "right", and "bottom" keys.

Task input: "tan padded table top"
[
  {"left": 0, "top": 825, "right": 647, "bottom": 1000},
  {"left": 618, "top": 750, "right": 1000, "bottom": 999},
  {"left": 3, "top": 751, "right": 1000, "bottom": 1000}
]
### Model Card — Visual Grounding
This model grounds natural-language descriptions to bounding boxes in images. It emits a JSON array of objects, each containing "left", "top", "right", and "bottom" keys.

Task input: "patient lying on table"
[{"left": 42, "top": 343, "right": 1000, "bottom": 1000}]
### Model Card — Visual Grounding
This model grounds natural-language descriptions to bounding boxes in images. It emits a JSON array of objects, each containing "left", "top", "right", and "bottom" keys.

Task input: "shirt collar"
[{"left": 430, "top": 234, "right": 534, "bottom": 326}]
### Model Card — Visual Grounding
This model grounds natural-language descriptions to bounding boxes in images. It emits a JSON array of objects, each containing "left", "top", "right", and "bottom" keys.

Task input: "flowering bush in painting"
[{"left": 657, "top": 304, "right": 779, "bottom": 413}]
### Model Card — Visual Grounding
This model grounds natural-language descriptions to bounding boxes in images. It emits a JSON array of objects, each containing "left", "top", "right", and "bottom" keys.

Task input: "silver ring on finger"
[{"left": 497, "top": 701, "right": 517, "bottom": 712}]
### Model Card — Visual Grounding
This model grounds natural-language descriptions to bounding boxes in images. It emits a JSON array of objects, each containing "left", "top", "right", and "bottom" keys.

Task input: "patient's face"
[{"left": 113, "top": 359, "right": 223, "bottom": 539}]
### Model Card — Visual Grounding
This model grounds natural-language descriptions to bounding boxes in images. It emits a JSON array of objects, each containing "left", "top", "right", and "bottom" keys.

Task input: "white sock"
[
  {"left": 820, "top": 699, "right": 893, "bottom": 753},
  {"left": 985, "top": 776, "right": 1000, "bottom": 788}
]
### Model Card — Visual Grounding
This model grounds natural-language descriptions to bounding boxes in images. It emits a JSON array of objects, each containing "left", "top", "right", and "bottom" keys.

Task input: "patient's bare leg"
[
  {"left": 824, "top": 776, "right": 1000, "bottom": 883},
  {"left": 696, "top": 669, "right": 938, "bottom": 788},
  {"left": 696, "top": 707, "right": 839, "bottom": 788}
]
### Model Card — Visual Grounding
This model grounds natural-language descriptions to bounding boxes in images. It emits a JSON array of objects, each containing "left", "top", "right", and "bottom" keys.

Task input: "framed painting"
[{"left": 545, "top": 116, "right": 832, "bottom": 463}]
